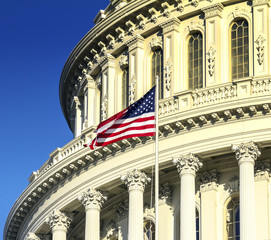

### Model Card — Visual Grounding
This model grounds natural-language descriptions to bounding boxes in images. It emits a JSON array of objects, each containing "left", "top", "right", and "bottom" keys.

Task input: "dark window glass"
[
  {"left": 188, "top": 32, "right": 203, "bottom": 90},
  {"left": 122, "top": 68, "right": 129, "bottom": 109},
  {"left": 231, "top": 20, "right": 249, "bottom": 80},
  {"left": 152, "top": 49, "right": 163, "bottom": 99}
]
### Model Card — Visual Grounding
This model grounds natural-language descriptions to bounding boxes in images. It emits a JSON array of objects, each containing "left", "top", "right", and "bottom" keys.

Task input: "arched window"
[
  {"left": 231, "top": 19, "right": 249, "bottom": 80},
  {"left": 226, "top": 197, "right": 240, "bottom": 239},
  {"left": 188, "top": 32, "right": 203, "bottom": 90},
  {"left": 144, "top": 220, "right": 155, "bottom": 240},
  {"left": 122, "top": 68, "right": 129, "bottom": 109},
  {"left": 152, "top": 49, "right": 163, "bottom": 99}
]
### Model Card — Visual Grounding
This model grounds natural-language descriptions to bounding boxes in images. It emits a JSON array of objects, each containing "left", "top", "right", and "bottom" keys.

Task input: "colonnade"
[{"left": 26, "top": 141, "right": 263, "bottom": 240}]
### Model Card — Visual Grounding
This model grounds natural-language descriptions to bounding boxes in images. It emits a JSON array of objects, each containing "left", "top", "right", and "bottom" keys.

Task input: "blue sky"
[{"left": 0, "top": 0, "right": 109, "bottom": 236}]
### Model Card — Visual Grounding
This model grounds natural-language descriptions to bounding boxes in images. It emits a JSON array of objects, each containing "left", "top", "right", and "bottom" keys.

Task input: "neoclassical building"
[{"left": 4, "top": 0, "right": 271, "bottom": 239}]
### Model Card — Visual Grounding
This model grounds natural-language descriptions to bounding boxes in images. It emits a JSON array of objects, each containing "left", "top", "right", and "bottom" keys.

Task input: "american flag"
[{"left": 85, "top": 86, "right": 156, "bottom": 150}]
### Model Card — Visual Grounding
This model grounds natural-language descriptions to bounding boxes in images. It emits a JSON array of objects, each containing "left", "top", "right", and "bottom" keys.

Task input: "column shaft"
[
  {"left": 52, "top": 229, "right": 67, "bottom": 240},
  {"left": 128, "top": 189, "right": 144, "bottom": 240},
  {"left": 239, "top": 161, "right": 256, "bottom": 240},
  {"left": 180, "top": 173, "right": 196, "bottom": 240},
  {"left": 85, "top": 208, "right": 100, "bottom": 240}
]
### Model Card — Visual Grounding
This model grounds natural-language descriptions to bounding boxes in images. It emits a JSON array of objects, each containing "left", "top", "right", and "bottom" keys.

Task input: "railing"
[{"left": 33, "top": 77, "right": 271, "bottom": 181}]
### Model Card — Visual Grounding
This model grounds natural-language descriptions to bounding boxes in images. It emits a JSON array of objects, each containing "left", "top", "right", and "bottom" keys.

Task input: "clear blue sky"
[{"left": 0, "top": 0, "right": 109, "bottom": 236}]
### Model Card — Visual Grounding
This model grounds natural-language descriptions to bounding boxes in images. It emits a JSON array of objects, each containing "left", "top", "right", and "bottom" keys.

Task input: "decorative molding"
[
  {"left": 201, "top": 3, "right": 224, "bottom": 19},
  {"left": 173, "top": 153, "right": 203, "bottom": 175},
  {"left": 228, "top": 176, "right": 239, "bottom": 193},
  {"left": 206, "top": 46, "right": 216, "bottom": 76},
  {"left": 164, "top": 60, "right": 173, "bottom": 91},
  {"left": 232, "top": 142, "right": 261, "bottom": 163},
  {"left": 121, "top": 169, "right": 151, "bottom": 191},
  {"left": 254, "top": 160, "right": 270, "bottom": 180},
  {"left": 126, "top": 34, "right": 144, "bottom": 52},
  {"left": 143, "top": 207, "right": 155, "bottom": 222},
  {"left": 129, "top": 76, "right": 136, "bottom": 105},
  {"left": 161, "top": 2, "right": 171, "bottom": 18},
  {"left": 198, "top": 169, "right": 220, "bottom": 191},
  {"left": 150, "top": 35, "right": 163, "bottom": 51},
  {"left": 159, "top": 183, "right": 173, "bottom": 204},
  {"left": 185, "top": 19, "right": 204, "bottom": 33},
  {"left": 101, "top": 95, "right": 108, "bottom": 121},
  {"left": 137, "top": 14, "right": 146, "bottom": 30},
  {"left": 126, "top": 20, "right": 135, "bottom": 35},
  {"left": 78, "top": 188, "right": 107, "bottom": 210},
  {"left": 149, "top": 7, "right": 158, "bottom": 23},
  {"left": 160, "top": 18, "right": 181, "bottom": 34},
  {"left": 106, "top": 34, "right": 115, "bottom": 49},
  {"left": 252, "top": 0, "right": 270, "bottom": 6},
  {"left": 45, "top": 210, "right": 73, "bottom": 230},
  {"left": 255, "top": 34, "right": 266, "bottom": 65},
  {"left": 175, "top": 0, "right": 184, "bottom": 12},
  {"left": 228, "top": 6, "right": 250, "bottom": 19},
  {"left": 104, "top": 221, "right": 119, "bottom": 239},
  {"left": 119, "top": 54, "right": 128, "bottom": 70},
  {"left": 116, "top": 27, "right": 125, "bottom": 42},
  {"left": 115, "top": 200, "right": 129, "bottom": 220},
  {"left": 191, "top": 0, "right": 199, "bottom": 7},
  {"left": 25, "top": 233, "right": 41, "bottom": 240}
]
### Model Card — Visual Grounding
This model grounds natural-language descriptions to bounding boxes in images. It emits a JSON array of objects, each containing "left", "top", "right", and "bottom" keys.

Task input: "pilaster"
[
  {"left": 126, "top": 35, "right": 144, "bottom": 103},
  {"left": 101, "top": 54, "right": 116, "bottom": 119},
  {"left": 78, "top": 188, "right": 107, "bottom": 240},
  {"left": 254, "top": 160, "right": 270, "bottom": 240},
  {"left": 73, "top": 96, "right": 82, "bottom": 138},
  {"left": 202, "top": 3, "right": 224, "bottom": 86},
  {"left": 232, "top": 142, "right": 261, "bottom": 240},
  {"left": 252, "top": 0, "right": 270, "bottom": 76},
  {"left": 160, "top": 18, "right": 181, "bottom": 97},
  {"left": 45, "top": 210, "right": 73, "bottom": 240},
  {"left": 121, "top": 169, "right": 150, "bottom": 240},
  {"left": 198, "top": 169, "right": 220, "bottom": 240}
]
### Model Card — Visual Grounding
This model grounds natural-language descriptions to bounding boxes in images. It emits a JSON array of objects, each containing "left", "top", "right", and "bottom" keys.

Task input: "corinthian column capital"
[
  {"left": 78, "top": 188, "right": 107, "bottom": 210},
  {"left": 173, "top": 153, "right": 203, "bottom": 175},
  {"left": 45, "top": 210, "right": 73, "bottom": 231},
  {"left": 232, "top": 142, "right": 261, "bottom": 164},
  {"left": 121, "top": 169, "right": 151, "bottom": 191},
  {"left": 25, "top": 233, "right": 40, "bottom": 240}
]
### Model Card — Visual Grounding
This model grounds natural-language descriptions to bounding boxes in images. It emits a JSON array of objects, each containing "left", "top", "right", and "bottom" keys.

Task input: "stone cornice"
[
  {"left": 5, "top": 98, "right": 271, "bottom": 239},
  {"left": 126, "top": 34, "right": 144, "bottom": 52},
  {"left": 201, "top": 3, "right": 224, "bottom": 19},
  {"left": 160, "top": 18, "right": 181, "bottom": 34}
]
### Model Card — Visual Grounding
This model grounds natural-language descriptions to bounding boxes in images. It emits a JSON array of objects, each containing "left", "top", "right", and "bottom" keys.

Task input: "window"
[
  {"left": 144, "top": 220, "right": 155, "bottom": 240},
  {"left": 152, "top": 49, "right": 163, "bottom": 99},
  {"left": 226, "top": 197, "right": 240, "bottom": 240},
  {"left": 196, "top": 208, "right": 199, "bottom": 240},
  {"left": 188, "top": 32, "right": 203, "bottom": 90},
  {"left": 231, "top": 19, "right": 249, "bottom": 80},
  {"left": 122, "top": 68, "right": 129, "bottom": 109}
]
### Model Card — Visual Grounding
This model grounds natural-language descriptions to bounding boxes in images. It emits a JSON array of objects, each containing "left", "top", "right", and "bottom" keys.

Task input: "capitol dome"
[{"left": 4, "top": 0, "right": 271, "bottom": 239}]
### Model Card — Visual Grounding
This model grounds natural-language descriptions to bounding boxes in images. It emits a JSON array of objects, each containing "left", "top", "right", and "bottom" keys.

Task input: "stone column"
[
  {"left": 78, "top": 188, "right": 107, "bottom": 240},
  {"left": 45, "top": 210, "right": 73, "bottom": 240},
  {"left": 126, "top": 35, "right": 144, "bottom": 103},
  {"left": 160, "top": 18, "right": 181, "bottom": 96},
  {"left": 173, "top": 153, "right": 203, "bottom": 240},
  {"left": 202, "top": 3, "right": 224, "bottom": 85},
  {"left": 198, "top": 169, "right": 220, "bottom": 240},
  {"left": 121, "top": 169, "right": 151, "bottom": 240},
  {"left": 254, "top": 160, "right": 270, "bottom": 240},
  {"left": 232, "top": 142, "right": 261, "bottom": 240}
]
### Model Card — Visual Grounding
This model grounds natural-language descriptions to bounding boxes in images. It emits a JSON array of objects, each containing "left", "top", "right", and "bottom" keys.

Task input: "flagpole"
[{"left": 155, "top": 75, "right": 159, "bottom": 240}]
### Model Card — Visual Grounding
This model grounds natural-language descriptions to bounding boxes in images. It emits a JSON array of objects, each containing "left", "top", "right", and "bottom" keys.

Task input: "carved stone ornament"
[
  {"left": 150, "top": 35, "right": 163, "bottom": 51},
  {"left": 119, "top": 54, "right": 128, "bottom": 70},
  {"left": 254, "top": 160, "right": 270, "bottom": 180},
  {"left": 104, "top": 221, "right": 119, "bottom": 239},
  {"left": 175, "top": 0, "right": 184, "bottom": 12},
  {"left": 173, "top": 153, "right": 203, "bottom": 175},
  {"left": 228, "top": 6, "right": 250, "bottom": 19},
  {"left": 101, "top": 95, "right": 108, "bottom": 121},
  {"left": 228, "top": 176, "right": 239, "bottom": 193},
  {"left": 164, "top": 60, "right": 173, "bottom": 91},
  {"left": 206, "top": 46, "right": 216, "bottom": 76},
  {"left": 25, "top": 233, "right": 41, "bottom": 240},
  {"left": 129, "top": 77, "right": 136, "bottom": 104},
  {"left": 186, "top": 20, "right": 204, "bottom": 33},
  {"left": 115, "top": 199, "right": 129, "bottom": 220},
  {"left": 45, "top": 210, "right": 73, "bottom": 230},
  {"left": 143, "top": 207, "right": 155, "bottom": 222},
  {"left": 159, "top": 183, "right": 173, "bottom": 204},
  {"left": 197, "top": 169, "right": 220, "bottom": 191},
  {"left": 252, "top": 0, "right": 270, "bottom": 6},
  {"left": 191, "top": 0, "right": 199, "bottom": 7},
  {"left": 201, "top": 3, "right": 224, "bottom": 19},
  {"left": 121, "top": 169, "right": 151, "bottom": 191},
  {"left": 255, "top": 34, "right": 266, "bottom": 65},
  {"left": 232, "top": 142, "right": 261, "bottom": 163},
  {"left": 78, "top": 188, "right": 107, "bottom": 210}
]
